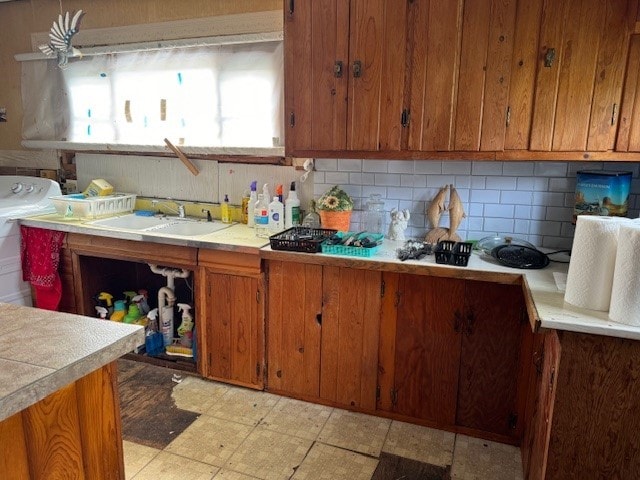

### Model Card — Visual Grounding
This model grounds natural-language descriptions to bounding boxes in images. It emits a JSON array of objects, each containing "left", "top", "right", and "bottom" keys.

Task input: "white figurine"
[{"left": 388, "top": 208, "right": 410, "bottom": 242}]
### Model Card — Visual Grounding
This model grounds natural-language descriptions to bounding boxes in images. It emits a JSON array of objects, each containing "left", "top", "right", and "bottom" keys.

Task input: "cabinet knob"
[
  {"left": 334, "top": 61, "right": 343, "bottom": 78},
  {"left": 352, "top": 60, "right": 362, "bottom": 78},
  {"left": 544, "top": 48, "right": 556, "bottom": 68}
]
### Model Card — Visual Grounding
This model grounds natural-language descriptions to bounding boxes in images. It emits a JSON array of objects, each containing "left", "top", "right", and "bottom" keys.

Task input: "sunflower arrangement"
[{"left": 317, "top": 185, "right": 354, "bottom": 212}]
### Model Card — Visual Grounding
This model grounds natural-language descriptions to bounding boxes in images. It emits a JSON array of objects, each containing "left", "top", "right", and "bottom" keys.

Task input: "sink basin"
[{"left": 88, "top": 214, "right": 231, "bottom": 236}]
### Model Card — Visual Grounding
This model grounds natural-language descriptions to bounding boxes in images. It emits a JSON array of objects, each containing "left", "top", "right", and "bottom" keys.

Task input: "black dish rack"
[
  {"left": 269, "top": 227, "right": 337, "bottom": 253},
  {"left": 434, "top": 240, "right": 473, "bottom": 267}
]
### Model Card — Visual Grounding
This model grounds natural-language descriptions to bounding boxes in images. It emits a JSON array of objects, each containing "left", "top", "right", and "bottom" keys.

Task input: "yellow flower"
[{"left": 322, "top": 195, "right": 340, "bottom": 210}]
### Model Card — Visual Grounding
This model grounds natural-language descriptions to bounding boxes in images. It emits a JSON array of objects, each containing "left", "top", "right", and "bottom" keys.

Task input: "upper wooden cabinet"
[
  {"left": 285, "top": 0, "right": 640, "bottom": 158},
  {"left": 526, "top": 0, "right": 637, "bottom": 152},
  {"left": 617, "top": 34, "right": 640, "bottom": 151}
]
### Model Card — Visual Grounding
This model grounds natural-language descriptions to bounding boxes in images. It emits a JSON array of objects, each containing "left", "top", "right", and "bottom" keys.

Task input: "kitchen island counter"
[{"left": 0, "top": 302, "right": 143, "bottom": 479}]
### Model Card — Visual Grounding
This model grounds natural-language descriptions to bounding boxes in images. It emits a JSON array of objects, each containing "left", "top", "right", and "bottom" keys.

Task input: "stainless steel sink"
[{"left": 88, "top": 213, "right": 231, "bottom": 237}]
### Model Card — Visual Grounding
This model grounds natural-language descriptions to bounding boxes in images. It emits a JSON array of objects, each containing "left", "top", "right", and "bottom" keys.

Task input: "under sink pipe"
[{"left": 149, "top": 264, "right": 190, "bottom": 345}]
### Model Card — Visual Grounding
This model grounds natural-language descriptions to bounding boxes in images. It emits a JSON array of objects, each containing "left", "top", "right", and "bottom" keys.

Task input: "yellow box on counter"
[{"left": 83, "top": 179, "right": 114, "bottom": 197}]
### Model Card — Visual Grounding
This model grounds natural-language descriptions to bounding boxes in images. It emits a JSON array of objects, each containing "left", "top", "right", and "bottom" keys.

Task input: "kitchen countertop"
[
  {"left": 18, "top": 214, "right": 640, "bottom": 341},
  {"left": 0, "top": 302, "right": 144, "bottom": 421}
]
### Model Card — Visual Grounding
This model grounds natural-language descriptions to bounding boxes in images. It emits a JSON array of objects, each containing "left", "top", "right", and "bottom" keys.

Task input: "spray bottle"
[
  {"left": 145, "top": 308, "right": 164, "bottom": 356},
  {"left": 254, "top": 184, "right": 270, "bottom": 237},
  {"left": 177, "top": 303, "right": 194, "bottom": 347},
  {"left": 95, "top": 291, "right": 114, "bottom": 317},
  {"left": 248, "top": 181, "right": 257, "bottom": 228},
  {"left": 285, "top": 181, "right": 301, "bottom": 229},
  {"left": 95, "top": 306, "right": 108, "bottom": 319},
  {"left": 110, "top": 300, "right": 126, "bottom": 322},
  {"left": 268, "top": 196, "right": 285, "bottom": 234},
  {"left": 136, "top": 290, "right": 150, "bottom": 315}
]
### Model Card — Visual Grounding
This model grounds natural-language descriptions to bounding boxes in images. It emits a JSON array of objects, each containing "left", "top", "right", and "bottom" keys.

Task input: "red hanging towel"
[{"left": 20, "top": 226, "right": 66, "bottom": 311}]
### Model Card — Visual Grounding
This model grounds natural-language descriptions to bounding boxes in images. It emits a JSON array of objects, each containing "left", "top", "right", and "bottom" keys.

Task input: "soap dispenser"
[{"left": 221, "top": 194, "right": 232, "bottom": 223}]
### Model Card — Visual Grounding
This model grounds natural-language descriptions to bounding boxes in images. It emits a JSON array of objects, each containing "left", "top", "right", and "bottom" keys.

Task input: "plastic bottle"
[
  {"left": 95, "top": 291, "right": 114, "bottom": 317},
  {"left": 135, "top": 290, "right": 150, "bottom": 315},
  {"left": 161, "top": 303, "right": 174, "bottom": 346},
  {"left": 285, "top": 181, "right": 301, "bottom": 229},
  {"left": 123, "top": 303, "right": 142, "bottom": 324},
  {"left": 110, "top": 300, "right": 126, "bottom": 322},
  {"left": 241, "top": 189, "right": 250, "bottom": 224},
  {"left": 302, "top": 200, "right": 321, "bottom": 228},
  {"left": 247, "top": 181, "right": 257, "bottom": 228},
  {"left": 254, "top": 185, "right": 270, "bottom": 237},
  {"left": 177, "top": 303, "right": 194, "bottom": 348},
  {"left": 95, "top": 306, "right": 108, "bottom": 319},
  {"left": 221, "top": 194, "right": 232, "bottom": 223},
  {"left": 276, "top": 184, "right": 283, "bottom": 203},
  {"left": 145, "top": 308, "right": 164, "bottom": 356},
  {"left": 268, "top": 196, "right": 285, "bottom": 234}
]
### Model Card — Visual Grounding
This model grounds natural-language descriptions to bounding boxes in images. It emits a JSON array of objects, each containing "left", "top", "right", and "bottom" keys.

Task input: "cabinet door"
[
  {"left": 454, "top": 0, "right": 517, "bottom": 151},
  {"left": 204, "top": 271, "right": 264, "bottom": 389},
  {"left": 320, "top": 266, "right": 381, "bottom": 410},
  {"left": 616, "top": 34, "right": 640, "bottom": 151},
  {"left": 456, "top": 281, "right": 525, "bottom": 437},
  {"left": 266, "top": 260, "right": 322, "bottom": 398},
  {"left": 524, "top": 331, "right": 561, "bottom": 480},
  {"left": 390, "top": 274, "right": 465, "bottom": 425},
  {"left": 530, "top": 0, "right": 634, "bottom": 151}
]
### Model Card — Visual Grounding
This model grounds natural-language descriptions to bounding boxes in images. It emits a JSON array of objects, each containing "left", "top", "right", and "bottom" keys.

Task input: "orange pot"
[{"left": 319, "top": 210, "right": 352, "bottom": 232}]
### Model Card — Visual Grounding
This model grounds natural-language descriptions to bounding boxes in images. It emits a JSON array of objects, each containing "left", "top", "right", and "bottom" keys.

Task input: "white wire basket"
[{"left": 50, "top": 193, "right": 137, "bottom": 219}]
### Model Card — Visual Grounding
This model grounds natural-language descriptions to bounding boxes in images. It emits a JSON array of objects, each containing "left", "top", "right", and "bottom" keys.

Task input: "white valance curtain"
[{"left": 21, "top": 39, "right": 284, "bottom": 151}]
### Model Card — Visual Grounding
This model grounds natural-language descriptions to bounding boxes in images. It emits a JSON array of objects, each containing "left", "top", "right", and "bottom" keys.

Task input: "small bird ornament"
[{"left": 38, "top": 10, "right": 85, "bottom": 68}]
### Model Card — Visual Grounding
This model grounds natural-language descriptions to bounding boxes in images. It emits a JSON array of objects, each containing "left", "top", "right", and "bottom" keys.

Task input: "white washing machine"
[{"left": 0, "top": 175, "right": 61, "bottom": 305}]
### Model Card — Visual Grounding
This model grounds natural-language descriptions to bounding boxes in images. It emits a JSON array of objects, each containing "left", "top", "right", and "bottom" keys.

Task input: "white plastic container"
[
  {"left": 51, "top": 193, "right": 136, "bottom": 219},
  {"left": 268, "top": 196, "right": 285, "bottom": 234},
  {"left": 285, "top": 181, "right": 301, "bottom": 229}
]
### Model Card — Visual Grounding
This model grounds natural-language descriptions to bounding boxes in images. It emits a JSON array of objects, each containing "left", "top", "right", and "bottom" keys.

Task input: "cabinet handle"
[
  {"left": 390, "top": 389, "right": 398, "bottom": 406},
  {"left": 352, "top": 60, "right": 362, "bottom": 78},
  {"left": 288, "top": 0, "right": 294, "bottom": 16},
  {"left": 401, "top": 109, "right": 410, "bottom": 128},
  {"left": 465, "top": 311, "right": 475, "bottom": 336},
  {"left": 334, "top": 61, "right": 343, "bottom": 78},
  {"left": 505, "top": 106, "right": 511, "bottom": 127},
  {"left": 611, "top": 103, "right": 618, "bottom": 126},
  {"left": 316, "top": 313, "right": 322, "bottom": 325},
  {"left": 544, "top": 47, "right": 556, "bottom": 68},
  {"left": 453, "top": 310, "right": 463, "bottom": 333}
]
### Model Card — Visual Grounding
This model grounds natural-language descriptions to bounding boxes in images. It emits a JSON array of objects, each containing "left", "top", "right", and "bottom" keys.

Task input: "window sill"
[{"left": 22, "top": 140, "right": 285, "bottom": 160}]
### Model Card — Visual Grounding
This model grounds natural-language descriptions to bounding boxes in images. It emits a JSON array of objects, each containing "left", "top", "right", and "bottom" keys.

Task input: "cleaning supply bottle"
[
  {"left": 241, "top": 189, "right": 250, "bottom": 224},
  {"left": 110, "top": 300, "right": 126, "bottom": 322},
  {"left": 123, "top": 302, "right": 142, "bottom": 324},
  {"left": 285, "top": 181, "right": 301, "bottom": 229},
  {"left": 177, "top": 303, "right": 194, "bottom": 347},
  {"left": 145, "top": 308, "right": 164, "bottom": 356},
  {"left": 221, "top": 194, "right": 232, "bottom": 223},
  {"left": 247, "top": 181, "right": 257, "bottom": 228},
  {"left": 95, "top": 291, "right": 114, "bottom": 317},
  {"left": 135, "top": 291, "right": 150, "bottom": 316},
  {"left": 95, "top": 306, "right": 108, "bottom": 319},
  {"left": 254, "top": 186, "right": 270, "bottom": 237},
  {"left": 276, "top": 184, "right": 283, "bottom": 203},
  {"left": 123, "top": 290, "right": 137, "bottom": 307},
  {"left": 268, "top": 196, "right": 284, "bottom": 234}
]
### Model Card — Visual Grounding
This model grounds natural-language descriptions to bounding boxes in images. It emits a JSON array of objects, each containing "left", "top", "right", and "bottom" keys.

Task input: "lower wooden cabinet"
[
  {"left": 266, "top": 260, "right": 381, "bottom": 410},
  {"left": 197, "top": 250, "right": 264, "bottom": 389},
  {"left": 378, "top": 273, "right": 530, "bottom": 441}
]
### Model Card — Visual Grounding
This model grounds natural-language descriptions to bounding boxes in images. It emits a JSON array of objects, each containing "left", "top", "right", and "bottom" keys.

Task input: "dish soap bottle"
[
  {"left": 268, "top": 196, "right": 284, "bottom": 234},
  {"left": 247, "top": 181, "right": 257, "bottom": 228},
  {"left": 221, "top": 194, "right": 232, "bottom": 223},
  {"left": 285, "top": 181, "right": 301, "bottom": 229}
]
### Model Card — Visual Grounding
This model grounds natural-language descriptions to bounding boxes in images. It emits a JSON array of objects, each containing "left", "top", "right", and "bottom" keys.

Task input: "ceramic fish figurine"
[
  {"left": 426, "top": 185, "right": 449, "bottom": 229},
  {"left": 38, "top": 10, "right": 85, "bottom": 68},
  {"left": 448, "top": 184, "right": 466, "bottom": 239}
]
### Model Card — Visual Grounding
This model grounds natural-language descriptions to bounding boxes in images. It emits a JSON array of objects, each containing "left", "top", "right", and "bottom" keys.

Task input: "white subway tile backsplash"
[
  {"left": 503, "top": 162, "right": 534, "bottom": 176},
  {"left": 486, "top": 176, "right": 518, "bottom": 190},
  {"left": 470, "top": 189, "right": 501, "bottom": 203},
  {"left": 469, "top": 203, "right": 484, "bottom": 216},
  {"left": 401, "top": 174, "right": 416, "bottom": 187},
  {"left": 531, "top": 205, "right": 546, "bottom": 220},
  {"left": 314, "top": 172, "right": 325, "bottom": 184},
  {"left": 454, "top": 176, "right": 471, "bottom": 188},
  {"left": 483, "top": 204, "right": 515, "bottom": 218},
  {"left": 484, "top": 217, "right": 515, "bottom": 233},
  {"left": 567, "top": 161, "right": 604, "bottom": 175},
  {"left": 426, "top": 175, "right": 456, "bottom": 188},
  {"left": 533, "top": 191, "right": 565, "bottom": 206},
  {"left": 338, "top": 159, "right": 363, "bottom": 172},
  {"left": 362, "top": 185, "right": 387, "bottom": 197},
  {"left": 349, "top": 172, "right": 375, "bottom": 185},
  {"left": 362, "top": 160, "right": 389, "bottom": 173},
  {"left": 514, "top": 220, "right": 530, "bottom": 235},
  {"left": 548, "top": 177, "right": 575, "bottom": 192},
  {"left": 415, "top": 161, "right": 442, "bottom": 174},
  {"left": 501, "top": 190, "right": 533, "bottom": 205},
  {"left": 388, "top": 160, "right": 414, "bottom": 174},
  {"left": 375, "top": 173, "right": 401, "bottom": 186},
  {"left": 442, "top": 161, "right": 471, "bottom": 174},
  {"left": 602, "top": 162, "right": 638, "bottom": 176},
  {"left": 514, "top": 205, "right": 532, "bottom": 218},
  {"left": 471, "top": 176, "right": 486, "bottom": 189},
  {"left": 411, "top": 174, "right": 428, "bottom": 188},
  {"left": 472, "top": 161, "right": 503, "bottom": 175},
  {"left": 561, "top": 222, "right": 576, "bottom": 238},
  {"left": 315, "top": 158, "right": 337, "bottom": 171},
  {"left": 325, "top": 171, "right": 351, "bottom": 185},
  {"left": 530, "top": 220, "right": 561, "bottom": 236},
  {"left": 466, "top": 217, "right": 484, "bottom": 231},
  {"left": 546, "top": 206, "right": 573, "bottom": 222},
  {"left": 534, "top": 162, "right": 567, "bottom": 177},
  {"left": 387, "top": 187, "right": 415, "bottom": 200}
]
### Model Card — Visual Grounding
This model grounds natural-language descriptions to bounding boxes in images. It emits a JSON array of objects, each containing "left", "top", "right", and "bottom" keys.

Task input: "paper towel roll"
[
  {"left": 564, "top": 216, "right": 629, "bottom": 311},
  {"left": 609, "top": 223, "right": 640, "bottom": 325}
]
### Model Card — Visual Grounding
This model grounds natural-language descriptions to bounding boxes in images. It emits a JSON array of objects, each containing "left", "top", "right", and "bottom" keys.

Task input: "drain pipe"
[{"left": 149, "top": 264, "right": 190, "bottom": 346}]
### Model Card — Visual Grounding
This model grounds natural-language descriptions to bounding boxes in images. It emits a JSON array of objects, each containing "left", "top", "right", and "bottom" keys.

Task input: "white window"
[{"left": 21, "top": 38, "right": 284, "bottom": 154}]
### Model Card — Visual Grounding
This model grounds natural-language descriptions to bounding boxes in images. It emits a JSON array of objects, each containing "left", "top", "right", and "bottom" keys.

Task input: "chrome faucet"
[{"left": 152, "top": 199, "right": 186, "bottom": 218}]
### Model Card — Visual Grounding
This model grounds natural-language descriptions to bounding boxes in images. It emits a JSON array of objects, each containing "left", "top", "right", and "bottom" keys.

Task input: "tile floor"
[{"left": 123, "top": 375, "right": 524, "bottom": 480}]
